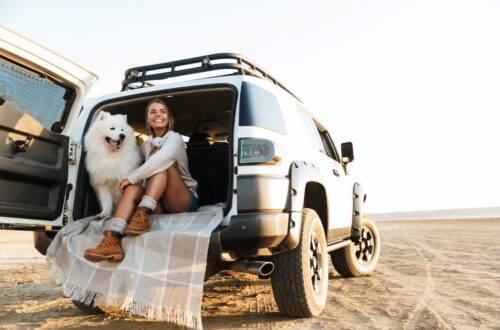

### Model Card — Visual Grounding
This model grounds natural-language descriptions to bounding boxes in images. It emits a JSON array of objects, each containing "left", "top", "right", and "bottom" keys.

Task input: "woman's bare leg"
[
  {"left": 144, "top": 170, "right": 168, "bottom": 201},
  {"left": 163, "top": 166, "right": 191, "bottom": 213},
  {"left": 143, "top": 166, "right": 191, "bottom": 213},
  {"left": 114, "top": 184, "right": 143, "bottom": 223}
]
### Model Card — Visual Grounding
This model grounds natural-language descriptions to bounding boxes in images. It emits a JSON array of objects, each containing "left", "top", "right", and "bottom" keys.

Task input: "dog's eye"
[
  {"left": 121, "top": 129, "right": 124, "bottom": 132},
  {"left": 110, "top": 127, "right": 115, "bottom": 130}
]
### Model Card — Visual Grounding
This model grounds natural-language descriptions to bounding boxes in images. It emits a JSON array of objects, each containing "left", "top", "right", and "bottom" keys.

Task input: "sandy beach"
[{"left": 0, "top": 219, "right": 498, "bottom": 329}]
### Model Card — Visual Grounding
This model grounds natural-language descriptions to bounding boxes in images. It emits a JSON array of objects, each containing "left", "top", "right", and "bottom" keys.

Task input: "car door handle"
[
  {"left": 333, "top": 168, "right": 340, "bottom": 176},
  {"left": 11, "top": 136, "right": 33, "bottom": 153}
]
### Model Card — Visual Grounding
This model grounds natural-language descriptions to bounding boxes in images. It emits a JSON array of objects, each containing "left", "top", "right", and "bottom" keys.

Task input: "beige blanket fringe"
[{"left": 47, "top": 205, "right": 223, "bottom": 329}]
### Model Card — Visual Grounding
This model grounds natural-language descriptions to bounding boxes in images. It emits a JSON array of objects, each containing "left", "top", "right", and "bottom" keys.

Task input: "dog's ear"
[
  {"left": 122, "top": 114, "right": 128, "bottom": 122},
  {"left": 98, "top": 111, "right": 110, "bottom": 121}
]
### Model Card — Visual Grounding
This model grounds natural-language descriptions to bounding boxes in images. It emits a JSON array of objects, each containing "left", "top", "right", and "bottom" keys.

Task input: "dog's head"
[{"left": 90, "top": 112, "right": 134, "bottom": 153}]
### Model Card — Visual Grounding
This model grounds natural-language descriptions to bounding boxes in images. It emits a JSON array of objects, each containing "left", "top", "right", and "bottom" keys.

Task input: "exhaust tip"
[
  {"left": 230, "top": 260, "right": 275, "bottom": 277},
  {"left": 259, "top": 262, "right": 274, "bottom": 277}
]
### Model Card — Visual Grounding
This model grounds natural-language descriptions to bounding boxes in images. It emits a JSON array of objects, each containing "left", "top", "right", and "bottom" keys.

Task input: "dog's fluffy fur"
[{"left": 84, "top": 111, "right": 142, "bottom": 218}]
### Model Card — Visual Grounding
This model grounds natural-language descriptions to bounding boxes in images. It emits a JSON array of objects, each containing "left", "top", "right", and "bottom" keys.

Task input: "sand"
[{"left": 0, "top": 219, "right": 499, "bottom": 329}]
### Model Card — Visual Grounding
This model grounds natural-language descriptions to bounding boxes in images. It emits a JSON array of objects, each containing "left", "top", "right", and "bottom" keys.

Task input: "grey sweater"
[{"left": 127, "top": 130, "right": 198, "bottom": 198}]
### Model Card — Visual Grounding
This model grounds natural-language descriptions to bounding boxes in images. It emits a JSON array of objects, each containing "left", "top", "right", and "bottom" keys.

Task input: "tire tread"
[{"left": 271, "top": 208, "right": 322, "bottom": 317}]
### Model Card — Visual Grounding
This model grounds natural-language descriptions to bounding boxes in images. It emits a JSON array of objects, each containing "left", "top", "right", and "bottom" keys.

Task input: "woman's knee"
[
  {"left": 149, "top": 170, "right": 168, "bottom": 182},
  {"left": 123, "top": 183, "right": 142, "bottom": 199}
]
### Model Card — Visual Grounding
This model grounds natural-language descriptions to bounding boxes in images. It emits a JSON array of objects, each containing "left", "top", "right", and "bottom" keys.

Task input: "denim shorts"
[{"left": 187, "top": 191, "right": 199, "bottom": 212}]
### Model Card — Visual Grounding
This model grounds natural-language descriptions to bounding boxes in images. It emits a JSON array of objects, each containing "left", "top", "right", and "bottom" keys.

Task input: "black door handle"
[
  {"left": 333, "top": 168, "right": 340, "bottom": 176},
  {"left": 12, "top": 136, "right": 33, "bottom": 153}
]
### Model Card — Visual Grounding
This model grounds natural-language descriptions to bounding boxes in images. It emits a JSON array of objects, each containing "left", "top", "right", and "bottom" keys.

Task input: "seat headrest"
[{"left": 188, "top": 132, "right": 210, "bottom": 147}]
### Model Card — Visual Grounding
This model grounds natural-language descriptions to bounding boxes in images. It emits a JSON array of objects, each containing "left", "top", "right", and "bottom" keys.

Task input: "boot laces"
[
  {"left": 98, "top": 232, "right": 118, "bottom": 248},
  {"left": 130, "top": 208, "right": 147, "bottom": 225}
]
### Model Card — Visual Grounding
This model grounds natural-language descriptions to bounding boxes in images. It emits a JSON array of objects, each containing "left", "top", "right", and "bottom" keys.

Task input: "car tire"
[
  {"left": 271, "top": 208, "right": 329, "bottom": 317},
  {"left": 330, "top": 217, "right": 380, "bottom": 277},
  {"left": 33, "top": 231, "right": 54, "bottom": 255},
  {"left": 72, "top": 299, "right": 104, "bottom": 315}
]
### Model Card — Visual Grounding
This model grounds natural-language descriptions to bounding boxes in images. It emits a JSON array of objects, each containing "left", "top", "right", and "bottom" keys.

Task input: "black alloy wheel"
[{"left": 354, "top": 227, "right": 375, "bottom": 265}]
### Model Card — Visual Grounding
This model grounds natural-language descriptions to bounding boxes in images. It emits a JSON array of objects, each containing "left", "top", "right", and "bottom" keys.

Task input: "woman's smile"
[{"left": 147, "top": 102, "right": 170, "bottom": 135}]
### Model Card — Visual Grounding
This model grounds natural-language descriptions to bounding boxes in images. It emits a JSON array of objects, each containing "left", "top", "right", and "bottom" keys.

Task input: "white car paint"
[
  {"left": 0, "top": 25, "right": 97, "bottom": 228},
  {"left": 0, "top": 27, "right": 355, "bottom": 235}
]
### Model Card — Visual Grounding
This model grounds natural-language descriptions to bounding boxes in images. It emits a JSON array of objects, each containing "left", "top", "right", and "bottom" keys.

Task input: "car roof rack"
[{"left": 121, "top": 52, "right": 301, "bottom": 102}]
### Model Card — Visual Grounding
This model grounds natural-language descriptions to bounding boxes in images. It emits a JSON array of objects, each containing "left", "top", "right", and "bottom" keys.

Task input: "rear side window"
[
  {"left": 298, "top": 108, "right": 324, "bottom": 152},
  {"left": 0, "top": 57, "right": 74, "bottom": 131},
  {"left": 239, "top": 82, "right": 287, "bottom": 134}
]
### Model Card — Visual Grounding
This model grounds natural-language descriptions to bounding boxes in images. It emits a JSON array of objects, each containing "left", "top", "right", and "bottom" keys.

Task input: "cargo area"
[{"left": 73, "top": 85, "right": 236, "bottom": 220}]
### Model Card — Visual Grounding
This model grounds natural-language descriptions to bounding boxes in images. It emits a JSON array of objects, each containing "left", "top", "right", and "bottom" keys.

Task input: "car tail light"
[{"left": 239, "top": 138, "right": 278, "bottom": 165}]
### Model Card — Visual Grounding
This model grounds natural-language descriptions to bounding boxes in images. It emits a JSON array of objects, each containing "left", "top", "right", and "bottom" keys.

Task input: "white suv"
[{"left": 0, "top": 26, "right": 380, "bottom": 317}]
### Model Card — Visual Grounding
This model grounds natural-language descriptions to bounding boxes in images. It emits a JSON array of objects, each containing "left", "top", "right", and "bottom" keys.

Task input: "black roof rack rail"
[{"left": 121, "top": 52, "right": 301, "bottom": 102}]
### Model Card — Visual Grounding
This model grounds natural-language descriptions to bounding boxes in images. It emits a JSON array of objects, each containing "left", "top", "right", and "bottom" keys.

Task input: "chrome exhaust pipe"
[{"left": 230, "top": 259, "right": 274, "bottom": 277}]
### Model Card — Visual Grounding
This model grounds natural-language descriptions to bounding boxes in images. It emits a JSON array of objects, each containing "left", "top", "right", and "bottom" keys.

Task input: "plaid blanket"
[{"left": 47, "top": 205, "right": 223, "bottom": 329}]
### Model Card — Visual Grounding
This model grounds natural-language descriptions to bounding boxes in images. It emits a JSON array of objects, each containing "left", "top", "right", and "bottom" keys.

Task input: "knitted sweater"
[{"left": 127, "top": 130, "right": 198, "bottom": 198}]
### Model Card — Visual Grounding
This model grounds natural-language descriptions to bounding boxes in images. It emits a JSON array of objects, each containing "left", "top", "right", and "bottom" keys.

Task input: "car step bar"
[
  {"left": 326, "top": 239, "right": 353, "bottom": 253},
  {"left": 230, "top": 259, "right": 274, "bottom": 277}
]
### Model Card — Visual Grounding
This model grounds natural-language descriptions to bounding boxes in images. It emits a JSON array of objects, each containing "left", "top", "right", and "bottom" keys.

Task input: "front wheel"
[
  {"left": 271, "top": 208, "right": 329, "bottom": 317},
  {"left": 330, "top": 217, "right": 381, "bottom": 277}
]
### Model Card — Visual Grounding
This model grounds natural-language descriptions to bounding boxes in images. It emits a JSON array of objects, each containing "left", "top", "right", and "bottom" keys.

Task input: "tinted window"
[
  {"left": 0, "top": 57, "right": 72, "bottom": 131},
  {"left": 239, "top": 82, "right": 287, "bottom": 134},
  {"left": 319, "top": 128, "right": 334, "bottom": 157},
  {"left": 318, "top": 128, "right": 340, "bottom": 162}
]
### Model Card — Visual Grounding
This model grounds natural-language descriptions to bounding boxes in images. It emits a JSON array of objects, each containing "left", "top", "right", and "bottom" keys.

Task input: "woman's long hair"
[{"left": 145, "top": 98, "right": 174, "bottom": 137}]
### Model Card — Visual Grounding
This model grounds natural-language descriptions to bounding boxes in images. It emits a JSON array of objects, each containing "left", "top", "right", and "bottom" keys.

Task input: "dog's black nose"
[{"left": 119, "top": 133, "right": 126, "bottom": 140}]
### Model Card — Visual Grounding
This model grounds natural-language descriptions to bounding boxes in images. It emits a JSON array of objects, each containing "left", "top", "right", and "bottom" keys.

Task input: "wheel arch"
[
  {"left": 275, "top": 160, "right": 329, "bottom": 252},
  {"left": 352, "top": 182, "right": 366, "bottom": 231},
  {"left": 303, "top": 182, "right": 328, "bottom": 236}
]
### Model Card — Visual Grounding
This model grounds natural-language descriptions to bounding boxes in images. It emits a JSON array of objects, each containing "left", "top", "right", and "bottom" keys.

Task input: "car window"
[
  {"left": 239, "top": 82, "right": 287, "bottom": 134},
  {"left": 297, "top": 108, "right": 324, "bottom": 152},
  {"left": 318, "top": 127, "right": 334, "bottom": 158},
  {"left": 0, "top": 57, "right": 73, "bottom": 132},
  {"left": 318, "top": 129, "right": 341, "bottom": 162}
]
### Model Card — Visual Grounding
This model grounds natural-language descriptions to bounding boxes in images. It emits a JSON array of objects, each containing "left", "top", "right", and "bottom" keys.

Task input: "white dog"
[{"left": 84, "top": 111, "right": 142, "bottom": 218}]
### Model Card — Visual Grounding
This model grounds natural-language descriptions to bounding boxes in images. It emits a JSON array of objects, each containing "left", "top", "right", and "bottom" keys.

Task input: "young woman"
[{"left": 84, "top": 98, "right": 198, "bottom": 262}]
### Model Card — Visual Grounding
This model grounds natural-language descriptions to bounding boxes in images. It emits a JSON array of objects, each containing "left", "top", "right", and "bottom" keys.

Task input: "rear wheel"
[
  {"left": 271, "top": 208, "right": 328, "bottom": 317},
  {"left": 330, "top": 217, "right": 380, "bottom": 277},
  {"left": 72, "top": 299, "right": 104, "bottom": 315}
]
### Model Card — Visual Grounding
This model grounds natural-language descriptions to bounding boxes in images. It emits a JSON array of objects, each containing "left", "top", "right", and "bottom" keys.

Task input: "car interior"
[{"left": 73, "top": 86, "right": 236, "bottom": 220}]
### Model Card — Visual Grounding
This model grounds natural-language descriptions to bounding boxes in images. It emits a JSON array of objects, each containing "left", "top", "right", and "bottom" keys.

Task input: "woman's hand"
[{"left": 120, "top": 179, "right": 132, "bottom": 192}]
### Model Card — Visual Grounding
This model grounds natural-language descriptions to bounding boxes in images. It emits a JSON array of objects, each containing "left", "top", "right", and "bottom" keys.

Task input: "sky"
[{"left": 2, "top": 0, "right": 499, "bottom": 213}]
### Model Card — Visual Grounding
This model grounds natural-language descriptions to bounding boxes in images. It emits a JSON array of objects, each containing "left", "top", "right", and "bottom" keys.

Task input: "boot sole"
[
  {"left": 123, "top": 227, "right": 150, "bottom": 236},
  {"left": 84, "top": 252, "right": 124, "bottom": 262}
]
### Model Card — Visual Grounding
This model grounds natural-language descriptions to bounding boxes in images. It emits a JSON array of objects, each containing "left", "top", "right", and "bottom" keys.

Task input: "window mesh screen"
[{"left": 0, "top": 57, "right": 68, "bottom": 130}]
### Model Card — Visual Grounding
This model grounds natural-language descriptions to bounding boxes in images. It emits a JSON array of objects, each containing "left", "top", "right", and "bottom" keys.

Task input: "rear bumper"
[
  {"left": 30, "top": 212, "right": 296, "bottom": 261},
  {"left": 208, "top": 212, "right": 292, "bottom": 261}
]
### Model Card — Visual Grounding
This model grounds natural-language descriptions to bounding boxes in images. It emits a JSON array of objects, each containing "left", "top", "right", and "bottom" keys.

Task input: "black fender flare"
[
  {"left": 274, "top": 160, "right": 327, "bottom": 252},
  {"left": 351, "top": 182, "right": 366, "bottom": 240}
]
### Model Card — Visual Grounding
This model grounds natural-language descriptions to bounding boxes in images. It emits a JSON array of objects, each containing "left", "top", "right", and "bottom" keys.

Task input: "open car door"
[{"left": 0, "top": 25, "right": 97, "bottom": 230}]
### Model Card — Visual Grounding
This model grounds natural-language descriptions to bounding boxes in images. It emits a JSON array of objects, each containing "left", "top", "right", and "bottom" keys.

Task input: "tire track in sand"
[{"left": 402, "top": 238, "right": 436, "bottom": 330}]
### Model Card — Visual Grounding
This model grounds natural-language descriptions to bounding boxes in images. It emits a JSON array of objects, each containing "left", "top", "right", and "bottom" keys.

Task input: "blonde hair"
[{"left": 145, "top": 98, "right": 174, "bottom": 137}]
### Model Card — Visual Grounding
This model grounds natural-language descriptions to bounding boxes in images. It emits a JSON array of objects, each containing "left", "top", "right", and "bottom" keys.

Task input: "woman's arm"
[{"left": 127, "top": 133, "right": 183, "bottom": 184}]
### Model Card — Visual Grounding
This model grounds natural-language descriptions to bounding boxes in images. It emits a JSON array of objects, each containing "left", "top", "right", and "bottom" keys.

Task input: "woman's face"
[{"left": 147, "top": 102, "right": 170, "bottom": 133}]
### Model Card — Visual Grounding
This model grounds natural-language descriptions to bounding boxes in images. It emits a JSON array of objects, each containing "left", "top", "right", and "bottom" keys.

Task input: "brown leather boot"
[
  {"left": 123, "top": 207, "right": 150, "bottom": 235},
  {"left": 84, "top": 231, "right": 124, "bottom": 262}
]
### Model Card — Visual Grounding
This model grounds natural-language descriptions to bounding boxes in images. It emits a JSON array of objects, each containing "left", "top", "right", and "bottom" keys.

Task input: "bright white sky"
[{"left": 2, "top": 0, "right": 499, "bottom": 213}]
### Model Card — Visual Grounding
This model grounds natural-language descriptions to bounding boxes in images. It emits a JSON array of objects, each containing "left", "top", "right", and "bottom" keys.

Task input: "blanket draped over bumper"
[{"left": 47, "top": 205, "right": 223, "bottom": 329}]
